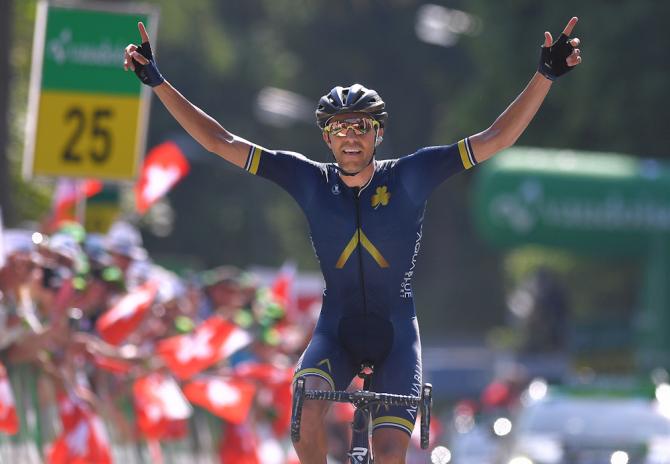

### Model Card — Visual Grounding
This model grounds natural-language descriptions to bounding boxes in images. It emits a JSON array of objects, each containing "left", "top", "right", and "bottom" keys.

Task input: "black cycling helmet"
[{"left": 316, "top": 83, "right": 388, "bottom": 129}]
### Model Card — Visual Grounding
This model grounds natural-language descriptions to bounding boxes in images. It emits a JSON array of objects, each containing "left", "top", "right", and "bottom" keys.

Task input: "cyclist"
[{"left": 124, "top": 17, "right": 581, "bottom": 464}]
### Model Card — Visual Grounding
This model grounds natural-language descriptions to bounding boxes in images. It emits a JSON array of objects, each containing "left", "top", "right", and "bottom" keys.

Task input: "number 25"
[{"left": 62, "top": 107, "right": 113, "bottom": 164}]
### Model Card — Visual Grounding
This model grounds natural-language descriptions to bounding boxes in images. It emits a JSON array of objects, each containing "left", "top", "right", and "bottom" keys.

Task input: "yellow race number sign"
[{"left": 33, "top": 91, "right": 141, "bottom": 179}]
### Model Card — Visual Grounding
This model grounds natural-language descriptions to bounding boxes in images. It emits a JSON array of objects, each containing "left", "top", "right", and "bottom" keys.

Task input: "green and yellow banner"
[{"left": 24, "top": 1, "right": 158, "bottom": 181}]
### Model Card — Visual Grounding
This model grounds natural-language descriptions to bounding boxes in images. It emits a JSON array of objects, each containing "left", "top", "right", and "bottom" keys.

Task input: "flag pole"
[
  {"left": 148, "top": 438, "right": 164, "bottom": 464},
  {"left": 75, "top": 179, "right": 87, "bottom": 226}
]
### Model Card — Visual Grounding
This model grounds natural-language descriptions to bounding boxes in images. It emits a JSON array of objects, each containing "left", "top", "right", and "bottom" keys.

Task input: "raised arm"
[
  {"left": 123, "top": 22, "right": 251, "bottom": 168},
  {"left": 469, "top": 17, "right": 582, "bottom": 163}
]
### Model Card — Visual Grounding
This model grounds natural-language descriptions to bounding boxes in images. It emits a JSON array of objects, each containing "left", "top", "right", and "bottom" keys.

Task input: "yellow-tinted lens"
[{"left": 325, "top": 118, "right": 377, "bottom": 137}]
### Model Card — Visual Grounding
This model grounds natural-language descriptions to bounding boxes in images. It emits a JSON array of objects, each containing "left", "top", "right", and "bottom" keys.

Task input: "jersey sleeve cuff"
[
  {"left": 245, "top": 145, "right": 263, "bottom": 175},
  {"left": 457, "top": 137, "right": 477, "bottom": 170}
]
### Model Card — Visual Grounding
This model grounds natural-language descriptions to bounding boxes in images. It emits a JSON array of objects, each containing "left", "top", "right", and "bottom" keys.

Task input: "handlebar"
[
  {"left": 291, "top": 376, "right": 433, "bottom": 449},
  {"left": 304, "top": 389, "right": 420, "bottom": 408}
]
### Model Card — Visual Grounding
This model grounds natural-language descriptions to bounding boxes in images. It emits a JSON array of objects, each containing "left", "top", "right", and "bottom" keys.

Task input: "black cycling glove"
[
  {"left": 132, "top": 42, "right": 164, "bottom": 87},
  {"left": 538, "top": 33, "right": 575, "bottom": 81}
]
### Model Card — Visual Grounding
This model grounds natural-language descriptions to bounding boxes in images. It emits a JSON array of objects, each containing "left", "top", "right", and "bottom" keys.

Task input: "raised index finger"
[
  {"left": 562, "top": 16, "right": 578, "bottom": 37},
  {"left": 138, "top": 21, "right": 150, "bottom": 43}
]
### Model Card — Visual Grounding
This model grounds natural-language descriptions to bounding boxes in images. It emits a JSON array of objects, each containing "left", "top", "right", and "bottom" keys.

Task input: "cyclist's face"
[{"left": 322, "top": 113, "right": 382, "bottom": 174}]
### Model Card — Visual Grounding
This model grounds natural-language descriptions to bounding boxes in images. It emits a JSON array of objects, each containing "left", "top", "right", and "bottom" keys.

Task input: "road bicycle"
[{"left": 291, "top": 361, "right": 432, "bottom": 463}]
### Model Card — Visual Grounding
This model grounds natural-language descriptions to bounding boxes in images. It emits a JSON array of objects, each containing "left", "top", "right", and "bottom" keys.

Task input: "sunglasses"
[{"left": 323, "top": 117, "right": 379, "bottom": 137}]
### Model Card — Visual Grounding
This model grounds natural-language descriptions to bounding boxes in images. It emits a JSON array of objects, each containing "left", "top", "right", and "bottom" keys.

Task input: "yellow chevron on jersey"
[
  {"left": 316, "top": 358, "right": 332, "bottom": 373},
  {"left": 335, "top": 228, "right": 389, "bottom": 269}
]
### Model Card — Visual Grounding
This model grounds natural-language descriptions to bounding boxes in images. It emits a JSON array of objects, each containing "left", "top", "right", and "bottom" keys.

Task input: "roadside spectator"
[
  {"left": 104, "top": 221, "right": 150, "bottom": 290},
  {"left": 198, "top": 265, "right": 246, "bottom": 321},
  {"left": 0, "top": 220, "right": 321, "bottom": 463}
]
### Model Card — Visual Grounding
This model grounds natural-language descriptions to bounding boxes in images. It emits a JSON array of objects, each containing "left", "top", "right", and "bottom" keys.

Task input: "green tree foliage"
[{"left": 6, "top": 0, "right": 52, "bottom": 226}]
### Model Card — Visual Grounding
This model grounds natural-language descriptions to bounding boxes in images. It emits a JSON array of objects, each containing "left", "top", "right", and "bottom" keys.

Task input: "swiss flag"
[
  {"left": 219, "top": 423, "right": 260, "bottom": 464},
  {"left": 92, "top": 354, "right": 134, "bottom": 375},
  {"left": 233, "top": 362, "right": 293, "bottom": 385},
  {"left": 270, "top": 262, "right": 296, "bottom": 312},
  {"left": 96, "top": 282, "right": 157, "bottom": 345},
  {"left": 0, "top": 362, "right": 19, "bottom": 435},
  {"left": 157, "top": 316, "right": 251, "bottom": 380},
  {"left": 267, "top": 377, "right": 293, "bottom": 437},
  {"left": 135, "top": 141, "right": 190, "bottom": 214},
  {"left": 133, "top": 373, "right": 192, "bottom": 440},
  {"left": 233, "top": 363, "right": 293, "bottom": 437},
  {"left": 47, "top": 394, "right": 112, "bottom": 464},
  {"left": 49, "top": 179, "right": 103, "bottom": 229},
  {"left": 183, "top": 376, "right": 256, "bottom": 424}
]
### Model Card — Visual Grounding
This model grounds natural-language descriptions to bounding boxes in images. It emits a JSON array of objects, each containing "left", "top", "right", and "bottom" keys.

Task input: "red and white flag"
[
  {"left": 234, "top": 362, "right": 293, "bottom": 385},
  {"left": 0, "top": 362, "right": 19, "bottom": 435},
  {"left": 49, "top": 179, "right": 103, "bottom": 229},
  {"left": 92, "top": 354, "right": 134, "bottom": 375},
  {"left": 47, "top": 394, "right": 112, "bottom": 464},
  {"left": 219, "top": 423, "right": 260, "bottom": 464},
  {"left": 233, "top": 362, "right": 293, "bottom": 437},
  {"left": 267, "top": 377, "right": 293, "bottom": 437},
  {"left": 96, "top": 282, "right": 157, "bottom": 345},
  {"left": 135, "top": 141, "right": 190, "bottom": 214},
  {"left": 183, "top": 376, "right": 256, "bottom": 424},
  {"left": 157, "top": 316, "right": 251, "bottom": 380},
  {"left": 133, "top": 373, "right": 192, "bottom": 441},
  {"left": 270, "top": 261, "right": 296, "bottom": 311}
]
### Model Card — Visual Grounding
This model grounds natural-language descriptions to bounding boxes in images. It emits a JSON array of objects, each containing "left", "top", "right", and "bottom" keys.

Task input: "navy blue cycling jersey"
[
  {"left": 245, "top": 138, "right": 477, "bottom": 434},
  {"left": 245, "top": 138, "right": 476, "bottom": 317}
]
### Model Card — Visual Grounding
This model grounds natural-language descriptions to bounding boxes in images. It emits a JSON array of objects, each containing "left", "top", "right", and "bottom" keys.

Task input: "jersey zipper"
[{"left": 353, "top": 187, "right": 368, "bottom": 315}]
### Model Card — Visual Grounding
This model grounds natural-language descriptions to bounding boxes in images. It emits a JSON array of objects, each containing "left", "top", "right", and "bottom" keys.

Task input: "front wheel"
[
  {"left": 419, "top": 383, "right": 432, "bottom": 449},
  {"left": 290, "top": 377, "right": 306, "bottom": 443}
]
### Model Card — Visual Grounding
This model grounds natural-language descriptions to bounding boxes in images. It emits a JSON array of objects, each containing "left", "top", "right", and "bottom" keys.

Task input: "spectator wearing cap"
[
  {"left": 104, "top": 221, "right": 150, "bottom": 290},
  {"left": 34, "top": 232, "right": 86, "bottom": 323},
  {"left": 197, "top": 265, "right": 247, "bottom": 321}
]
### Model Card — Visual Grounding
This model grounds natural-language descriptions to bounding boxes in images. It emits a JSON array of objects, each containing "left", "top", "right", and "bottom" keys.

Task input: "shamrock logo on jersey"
[{"left": 371, "top": 186, "right": 391, "bottom": 209}]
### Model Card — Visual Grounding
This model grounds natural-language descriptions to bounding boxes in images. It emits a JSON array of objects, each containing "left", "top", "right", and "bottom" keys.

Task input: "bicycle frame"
[
  {"left": 291, "top": 363, "right": 432, "bottom": 464},
  {"left": 349, "top": 365, "right": 375, "bottom": 463}
]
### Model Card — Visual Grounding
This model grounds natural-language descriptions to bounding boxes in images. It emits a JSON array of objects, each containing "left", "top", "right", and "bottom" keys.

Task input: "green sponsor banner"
[
  {"left": 473, "top": 147, "right": 670, "bottom": 255},
  {"left": 42, "top": 5, "right": 151, "bottom": 95}
]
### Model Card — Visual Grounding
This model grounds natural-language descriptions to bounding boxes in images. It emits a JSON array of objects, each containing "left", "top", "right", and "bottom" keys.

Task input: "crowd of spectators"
[{"left": 0, "top": 219, "right": 320, "bottom": 463}]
